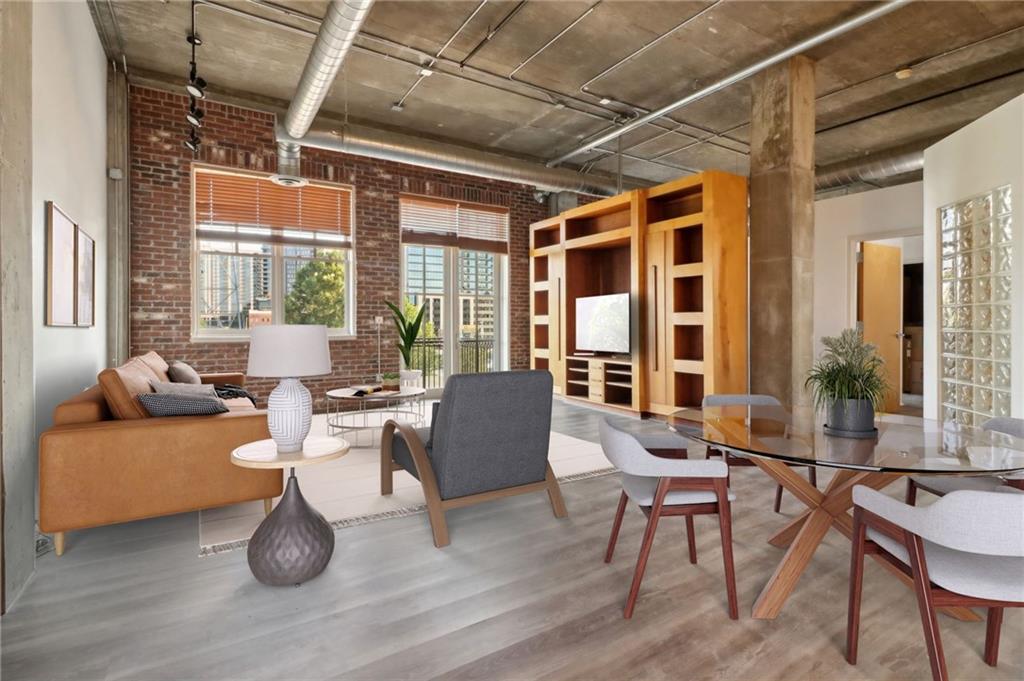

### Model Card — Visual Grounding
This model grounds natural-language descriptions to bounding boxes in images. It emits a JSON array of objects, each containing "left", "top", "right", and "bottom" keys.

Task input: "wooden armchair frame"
[
  {"left": 847, "top": 506, "right": 1022, "bottom": 681},
  {"left": 381, "top": 419, "right": 567, "bottom": 548},
  {"left": 605, "top": 475, "right": 738, "bottom": 620}
]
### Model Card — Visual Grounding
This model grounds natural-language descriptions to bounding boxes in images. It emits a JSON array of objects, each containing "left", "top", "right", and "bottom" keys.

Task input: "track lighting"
[
  {"left": 184, "top": 133, "right": 201, "bottom": 154},
  {"left": 186, "top": 99, "right": 204, "bottom": 127},
  {"left": 186, "top": 62, "right": 207, "bottom": 99}
]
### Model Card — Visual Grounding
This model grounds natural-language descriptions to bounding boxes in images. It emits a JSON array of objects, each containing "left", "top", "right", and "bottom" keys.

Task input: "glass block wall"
[{"left": 940, "top": 185, "right": 1013, "bottom": 426}]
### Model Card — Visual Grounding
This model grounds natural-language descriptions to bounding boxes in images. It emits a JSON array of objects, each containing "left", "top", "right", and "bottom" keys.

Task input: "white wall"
[
  {"left": 813, "top": 182, "right": 923, "bottom": 353},
  {"left": 924, "top": 95, "right": 1024, "bottom": 420},
  {"left": 31, "top": 0, "right": 108, "bottom": 438}
]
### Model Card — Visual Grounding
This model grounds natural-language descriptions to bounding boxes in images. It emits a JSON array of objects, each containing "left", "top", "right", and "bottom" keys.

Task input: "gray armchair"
[{"left": 381, "top": 370, "right": 567, "bottom": 547}]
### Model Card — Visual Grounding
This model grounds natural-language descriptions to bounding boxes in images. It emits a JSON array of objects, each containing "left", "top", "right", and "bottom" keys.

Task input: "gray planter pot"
[{"left": 826, "top": 399, "right": 876, "bottom": 436}]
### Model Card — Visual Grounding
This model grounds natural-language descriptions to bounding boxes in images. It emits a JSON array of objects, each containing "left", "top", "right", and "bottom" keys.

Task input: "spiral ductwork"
[
  {"left": 274, "top": 0, "right": 374, "bottom": 185},
  {"left": 277, "top": 124, "right": 635, "bottom": 196},
  {"left": 815, "top": 147, "right": 925, "bottom": 191}
]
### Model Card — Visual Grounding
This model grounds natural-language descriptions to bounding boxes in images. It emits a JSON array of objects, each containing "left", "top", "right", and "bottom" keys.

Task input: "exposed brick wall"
[{"left": 129, "top": 86, "right": 565, "bottom": 407}]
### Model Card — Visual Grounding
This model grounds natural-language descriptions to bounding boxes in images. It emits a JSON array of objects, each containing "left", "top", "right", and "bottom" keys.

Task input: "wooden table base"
[{"left": 748, "top": 458, "right": 981, "bottom": 623}]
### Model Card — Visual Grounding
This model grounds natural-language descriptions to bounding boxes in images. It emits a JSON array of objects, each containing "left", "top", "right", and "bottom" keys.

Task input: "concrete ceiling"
[{"left": 95, "top": 0, "right": 1024, "bottom": 187}]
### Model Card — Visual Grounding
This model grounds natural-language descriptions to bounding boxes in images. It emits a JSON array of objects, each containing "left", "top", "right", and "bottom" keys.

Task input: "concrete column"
[
  {"left": 106, "top": 65, "right": 130, "bottom": 367},
  {"left": 748, "top": 55, "right": 816, "bottom": 407},
  {"left": 0, "top": 0, "right": 36, "bottom": 610}
]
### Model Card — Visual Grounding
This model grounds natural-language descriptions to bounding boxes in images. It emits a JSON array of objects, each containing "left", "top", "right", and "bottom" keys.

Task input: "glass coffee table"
[{"left": 326, "top": 386, "right": 426, "bottom": 446}]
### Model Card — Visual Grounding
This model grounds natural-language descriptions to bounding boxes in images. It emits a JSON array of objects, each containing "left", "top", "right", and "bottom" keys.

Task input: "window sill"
[{"left": 190, "top": 332, "right": 358, "bottom": 344}]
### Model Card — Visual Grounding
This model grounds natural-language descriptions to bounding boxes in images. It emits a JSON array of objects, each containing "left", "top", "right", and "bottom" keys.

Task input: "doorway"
[{"left": 856, "top": 235, "right": 924, "bottom": 417}]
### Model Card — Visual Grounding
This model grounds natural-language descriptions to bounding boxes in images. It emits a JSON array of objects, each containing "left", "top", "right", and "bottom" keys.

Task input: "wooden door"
[
  {"left": 644, "top": 231, "right": 670, "bottom": 411},
  {"left": 548, "top": 251, "right": 566, "bottom": 393},
  {"left": 860, "top": 242, "right": 902, "bottom": 412}
]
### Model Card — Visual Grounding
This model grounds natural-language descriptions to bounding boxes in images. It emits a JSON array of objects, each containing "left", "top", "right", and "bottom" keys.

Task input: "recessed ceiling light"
[
  {"left": 599, "top": 97, "right": 612, "bottom": 105},
  {"left": 418, "top": 68, "right": 434, "bottom": 77},
  {"left": 895, "top": 67, "right": 913, "bottom": 80},
  {"left": 391, "top": 103, "right": 404, "bottom": 112}
]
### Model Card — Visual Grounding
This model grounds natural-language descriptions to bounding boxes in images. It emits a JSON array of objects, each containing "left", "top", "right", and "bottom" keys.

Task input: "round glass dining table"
[{"left": 666, "top": 405, "right": 1024, "bottom": 621}]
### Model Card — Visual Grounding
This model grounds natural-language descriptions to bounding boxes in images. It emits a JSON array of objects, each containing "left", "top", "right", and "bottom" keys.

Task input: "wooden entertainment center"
[{"left": 529, "top": 171, "right": 748, "bottom": 416}]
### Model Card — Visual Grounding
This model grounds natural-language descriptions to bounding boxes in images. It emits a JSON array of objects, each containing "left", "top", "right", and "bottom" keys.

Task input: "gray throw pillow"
[
  {"left": 138, "top": 393, "right": 228, "bottom": 417},
  {"left": 168, "top": 360, "right": 202, "bottom": 384},
  {"left": 150, "top": 380, "right": 217, "bottom": 397}
]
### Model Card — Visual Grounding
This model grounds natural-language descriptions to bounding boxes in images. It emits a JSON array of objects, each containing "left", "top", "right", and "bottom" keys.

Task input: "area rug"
[{"left": 198, "top": 427, "right": 612, "bottom": 556}]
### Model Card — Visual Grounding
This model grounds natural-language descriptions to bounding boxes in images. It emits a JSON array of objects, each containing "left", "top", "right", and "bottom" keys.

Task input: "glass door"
[
  {"left": 402, "top": 244, "right": 506, "bottom": 392},
  {"left": 403, "top": 244, "right": 447, "bottom": 390}
]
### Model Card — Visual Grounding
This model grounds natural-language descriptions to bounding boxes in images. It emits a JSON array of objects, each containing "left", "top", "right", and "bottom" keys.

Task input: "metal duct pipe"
[
  {"left": 815, "top": 147, "right": 924, "bottom": 191},
  {"left": 547, "top": 0, "right": 912, "bottom": 167},
  {"left": 276, "top": 124, "right": 639, "bottom": 196},
  {"left": 275, "top": 0, "right": 374, "bottom": 182}
]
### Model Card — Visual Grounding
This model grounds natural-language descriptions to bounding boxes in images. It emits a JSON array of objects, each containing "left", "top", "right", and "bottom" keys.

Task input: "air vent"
[{"left": 270, "top": 174, "right": 309, "bottom": 188}]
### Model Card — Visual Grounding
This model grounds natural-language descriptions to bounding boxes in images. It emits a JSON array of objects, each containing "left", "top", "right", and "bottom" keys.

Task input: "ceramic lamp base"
[{"left": 267, "top": 377, "right": 312, "bottom": 453}]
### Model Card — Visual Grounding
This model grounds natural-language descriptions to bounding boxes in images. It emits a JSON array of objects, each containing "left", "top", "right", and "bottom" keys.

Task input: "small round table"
[
  {"left": 326, "top": 386, "right": 426, "bottom": 446},
  {"left": 231, "top": 436, "right": 349, "bottom": 586}
]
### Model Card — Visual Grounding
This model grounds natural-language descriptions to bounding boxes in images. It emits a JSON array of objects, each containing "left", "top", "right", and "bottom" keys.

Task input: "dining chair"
[
  {"left": 906, "top": 417, "right": 1024, "bottom": 504},
  {"left": 847, "top": 486, "right": 1024, "bottom": 681},
  {"left": 702, "top": 394, "right": 816, "bottom": 512},
  {"left": 600, "top": 419, "right": 738, "bottom": 620}
]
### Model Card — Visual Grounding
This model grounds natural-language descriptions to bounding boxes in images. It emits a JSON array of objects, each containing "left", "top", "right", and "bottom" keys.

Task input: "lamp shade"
[{"left": 246, "top": 325, "right": 332, "bottom": 378}]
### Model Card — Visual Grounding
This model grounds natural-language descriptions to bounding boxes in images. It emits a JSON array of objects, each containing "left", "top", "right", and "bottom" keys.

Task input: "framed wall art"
[
  {"left": 76, "top": 226, "right": 95, "bottom": 327},
  {"left": 46, "top": 201, "right": 77, "bottom": 326}
]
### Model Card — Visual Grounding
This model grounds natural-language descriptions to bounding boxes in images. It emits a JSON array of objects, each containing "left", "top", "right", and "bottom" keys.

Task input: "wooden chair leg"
[
  {"left": 905, "top": 478, "right": 918, "bottom": 506},
  {"left": 425, "top": 497, "right": 450, "bottom": 548},
  {"left": 605, "top": 491, "right": 628, "bottom": 563},
  {"left": 544, "top": 463, "right": 568, "bottom": 518},
  {"left": 685, "top": 515, "right": 698, "bottom": 564},
  {"left": 773, "top": 484, "right": 784, "bottom": 513},
  {"left": 846, "top": 509, "right": 867, "bottom": 665},
  {"left": 984, "top": 607, "right": 1003, "bottom": 667},
  {"left": 907, "top": 533, "right": 949, "bottom": 681},
  {"left": 264, "top": 498, "right": 273, "bottom": 516},
  {"left": 624, "top": 479, "right": 668, "bottom": 619},
  {"left": 380, "top": 430, "right": 394, "bottom": 496},
  {"left": 53, "top": 532, "right": 65, "bottom": 557},
  {"left": 715, "top": 478, "right": 739, "bottom": 620}
]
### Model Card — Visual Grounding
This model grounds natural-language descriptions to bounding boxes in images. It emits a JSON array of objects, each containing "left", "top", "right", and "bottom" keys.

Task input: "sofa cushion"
[
  {"left": 223, "top": 397, "right": 258, "bottom": 412},
  {"left": 168, "top": 360, "right": 202, "bottom": 384},
  {"left": 137, "top": 351, "right": 171, "bottom": 382},
  {"left": 150, "top": 381, "right": 217, "bottom": 398},
  {"left": 98, "top": 358, "right": 161, "bottom": 420},
  {"left": 138, "top": 393, "right": 229, "bottom": 417}
]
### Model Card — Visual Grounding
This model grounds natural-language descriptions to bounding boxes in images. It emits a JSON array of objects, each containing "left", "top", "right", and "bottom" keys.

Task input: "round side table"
[
  {"left": 325, "top": 386, "right": 426, "bottom": 446},
  {"left": 231, "top": 436, "right": 349, "bottom": 586}
]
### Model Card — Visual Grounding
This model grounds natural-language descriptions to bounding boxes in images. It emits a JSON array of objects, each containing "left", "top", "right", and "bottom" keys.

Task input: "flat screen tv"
[{"left": 575, "top": 293, "right": 630, "bottom": 354}]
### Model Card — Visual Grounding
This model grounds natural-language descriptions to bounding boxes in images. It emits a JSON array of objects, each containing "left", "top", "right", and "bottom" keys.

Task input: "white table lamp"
[{"left": 247, "top": 325, "right": 332, "bottom": 453}]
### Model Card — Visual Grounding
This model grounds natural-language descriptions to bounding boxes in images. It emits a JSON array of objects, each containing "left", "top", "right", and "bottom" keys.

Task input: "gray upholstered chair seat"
[
  {"left": 380, "top": 371, "right": 566, "bottom": 547},
  {"left": 390, "top": 426, "right": 433, "bottom": 480},
  {"left": 622, "top": 473, "right": 736, "bottom": 506},
  {"left": 867, "top": 528, "right": 1024, "bottom": 602},
  {"left": 909, "top": 474, "right": 1019, "bottom": 496}
]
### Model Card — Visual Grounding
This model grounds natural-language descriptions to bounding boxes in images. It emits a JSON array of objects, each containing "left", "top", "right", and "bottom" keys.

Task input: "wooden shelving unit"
[
  {"left": 530, "top": 171, "right": 747, "bottom": 417},
  {"left": 644, "top": 171, "right": 748, "bottom": 415}
]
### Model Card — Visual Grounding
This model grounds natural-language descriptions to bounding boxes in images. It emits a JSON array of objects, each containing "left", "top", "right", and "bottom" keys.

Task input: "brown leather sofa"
[{"left": 39, "top": 352, "right": 283, "bottom": 555}]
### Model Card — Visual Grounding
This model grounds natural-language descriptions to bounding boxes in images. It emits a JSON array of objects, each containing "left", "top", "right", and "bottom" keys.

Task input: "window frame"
[{"left": 189, "top": 163, "right": 358, "bottom": 342}]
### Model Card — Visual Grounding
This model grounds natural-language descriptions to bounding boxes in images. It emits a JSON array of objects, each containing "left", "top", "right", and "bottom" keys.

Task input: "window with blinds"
[
  {"left": 194, "top": 167, "right": 354, "bottom": 247},
  {"left": 399, "top": 195, "right": 509, "bottom": 254}
]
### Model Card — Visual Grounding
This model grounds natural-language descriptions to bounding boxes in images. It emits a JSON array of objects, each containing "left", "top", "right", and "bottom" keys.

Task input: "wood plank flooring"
[{"left": 2, "top": 400, "right": 1020, "bottom": 681}]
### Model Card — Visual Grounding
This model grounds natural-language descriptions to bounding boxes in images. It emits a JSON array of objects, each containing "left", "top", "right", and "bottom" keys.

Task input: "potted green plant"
[
  {"left": 381, "top": 371, "right": 401, "bottom": 391},
  {"left": 385, "top": 299, "right": 426, "bottom": 388},
  {"left": 805, "top": 328, "right": 889, "bottom": 438}
]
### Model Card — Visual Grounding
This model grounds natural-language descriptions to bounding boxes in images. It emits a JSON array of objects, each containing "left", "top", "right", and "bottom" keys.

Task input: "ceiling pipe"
[
  {"left": 273, "top": 0, "right": 375, "bottom": 185},
  {"left": 547, "top": 0, "right": 912, "bottom": 167},
  {"left": 276, "top": 124, "right": 642, "bottom": 196},
  {"left": 815, "top": 145, "right": 925, "bottom": 191}
]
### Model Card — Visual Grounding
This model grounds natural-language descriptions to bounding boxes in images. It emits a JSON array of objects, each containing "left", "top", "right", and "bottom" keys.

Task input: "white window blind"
[{"left": 400, "top": 195, "right": 509, "bottom": 254}]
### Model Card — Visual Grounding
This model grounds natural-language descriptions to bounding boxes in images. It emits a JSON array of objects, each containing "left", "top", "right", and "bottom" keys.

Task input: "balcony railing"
[{"left": 408, "top": 337, "right": 496, "bottom": 389}]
